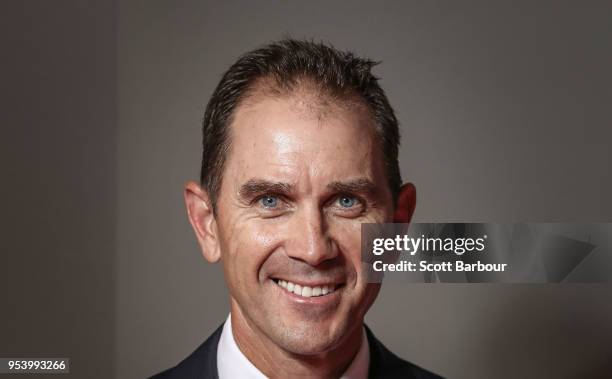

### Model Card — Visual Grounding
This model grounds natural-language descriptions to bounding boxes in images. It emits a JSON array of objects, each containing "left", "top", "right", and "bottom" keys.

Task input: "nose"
[{"left": 285, "top": 205, "right": 338, "bottom": 266}]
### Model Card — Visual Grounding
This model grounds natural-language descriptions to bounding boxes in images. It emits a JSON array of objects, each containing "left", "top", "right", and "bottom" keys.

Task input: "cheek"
[
  {"left": 328, "top": 212, "right": 389, "bottom": 283},
  {"left": 329, "top": 220, "right": 362, "bottom": 262},
  {"left": 223, "top": 219, "right": 285, "bottom": 284}
]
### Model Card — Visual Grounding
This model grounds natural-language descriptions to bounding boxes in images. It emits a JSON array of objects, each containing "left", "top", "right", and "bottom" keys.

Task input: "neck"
[{"left": 230, "top": 300, "right": 364, "bottom": 379}]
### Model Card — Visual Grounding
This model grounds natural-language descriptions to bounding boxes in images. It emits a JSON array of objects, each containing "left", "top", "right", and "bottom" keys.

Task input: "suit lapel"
[
  {"left": 366, "top": 324, "right": 443, "bottom": 379},
  {"left": 151, "top": 323, "right": 223, "bottom": 379},
  {"left": 153, "top": 323, "right": 441, "bottom": 379}
]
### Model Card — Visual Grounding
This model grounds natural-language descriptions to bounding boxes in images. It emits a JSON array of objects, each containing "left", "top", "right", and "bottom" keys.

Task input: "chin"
[
  {"left": 266, "top": 316, "right": 349, "bottom": 355},
  {"left": 277, "top": 329, "right": 341, "bottom": 355}
]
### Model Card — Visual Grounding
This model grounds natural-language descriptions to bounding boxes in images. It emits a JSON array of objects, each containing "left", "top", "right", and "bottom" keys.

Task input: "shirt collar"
[{"left": 217, "top": 314, "right": 369, "bottom": 379}]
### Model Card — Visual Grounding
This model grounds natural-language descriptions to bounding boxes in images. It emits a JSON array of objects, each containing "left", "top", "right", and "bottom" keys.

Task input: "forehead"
[{"left": 223, "top": 93, "right": 384, "bottom": 187}]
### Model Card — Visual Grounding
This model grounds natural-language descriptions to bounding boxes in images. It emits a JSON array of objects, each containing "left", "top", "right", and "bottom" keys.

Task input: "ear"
[
  {"left": 393, "top": 183, "right": 417, "bottom": 223},
  {"left": 184, "top": 181, "right": 221, "bottom": 263}
]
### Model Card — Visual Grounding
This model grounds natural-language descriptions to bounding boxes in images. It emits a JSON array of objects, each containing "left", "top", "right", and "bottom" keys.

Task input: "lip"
[
  {"left": 270, "top": 278, "right": 344, "bottom": 306},
  {"left": 271, "top": 277, "right": 344, "bottom": 288}
]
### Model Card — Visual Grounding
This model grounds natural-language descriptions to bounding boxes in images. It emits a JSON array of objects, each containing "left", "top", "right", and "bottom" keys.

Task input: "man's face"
[{"left": 214, "top": 91, "right": 394, "bottom": 354}]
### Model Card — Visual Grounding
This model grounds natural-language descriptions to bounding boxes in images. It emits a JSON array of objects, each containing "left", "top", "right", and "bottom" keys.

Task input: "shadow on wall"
[{"left": 482, "top": 285, "right": 612, "bottom": 379}]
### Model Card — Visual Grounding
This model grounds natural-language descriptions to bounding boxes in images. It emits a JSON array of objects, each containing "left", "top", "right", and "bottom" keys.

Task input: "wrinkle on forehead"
[{"left": 221, "top": 82, "right": 386, "bottom": 201}]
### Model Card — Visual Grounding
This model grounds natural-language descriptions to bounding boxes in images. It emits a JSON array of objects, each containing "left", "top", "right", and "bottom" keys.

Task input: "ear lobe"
[
  {"left": 184, "top": 181, "right": 221, "bottom": 263},
  {"left": 393, "top": 183, "right": 417, "bottom": 223}
]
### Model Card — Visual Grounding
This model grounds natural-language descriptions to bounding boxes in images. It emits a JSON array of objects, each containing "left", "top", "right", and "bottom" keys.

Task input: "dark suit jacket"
[{"left": 151, "top": 324, "right": 443, "bottom": 379}]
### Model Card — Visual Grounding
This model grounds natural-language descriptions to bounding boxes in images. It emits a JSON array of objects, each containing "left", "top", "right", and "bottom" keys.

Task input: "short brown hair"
[{"left": 200, "top": 39, "right": 402, "bottom": 211}]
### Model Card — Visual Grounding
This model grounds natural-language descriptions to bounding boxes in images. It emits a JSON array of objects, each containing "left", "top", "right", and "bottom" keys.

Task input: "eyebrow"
[
  {"left": 327, "top": 178, "right": 378, "bottom": 195},
  {"left": 237, "top": 177, "right": 379, "bottom": 200},
  {"left": 238, "top": 179, "right": 294, "bottom": 199}
]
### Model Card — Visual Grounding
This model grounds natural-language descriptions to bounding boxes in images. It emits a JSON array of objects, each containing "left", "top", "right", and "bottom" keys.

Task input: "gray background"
[{"left": 2, "top": 1, "right": 611, "bottom": 378}]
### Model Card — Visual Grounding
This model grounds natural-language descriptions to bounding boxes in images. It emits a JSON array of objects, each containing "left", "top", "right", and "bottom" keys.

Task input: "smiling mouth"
[{"left": 272, "top": 279, "right": 341, "bottom": 298}]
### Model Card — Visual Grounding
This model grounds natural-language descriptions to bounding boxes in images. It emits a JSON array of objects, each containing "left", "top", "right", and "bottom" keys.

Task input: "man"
[{"left": 153, "top": 39, "right": 442, "bottom": 379}]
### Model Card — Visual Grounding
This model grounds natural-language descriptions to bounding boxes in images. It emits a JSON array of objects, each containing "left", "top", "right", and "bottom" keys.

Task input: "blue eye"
[
  {"left": 338, "top": 196, "right": 357, "bottom": 208},
  {"left": 260, "top": 195, "right": 278, "bottom": 208}
]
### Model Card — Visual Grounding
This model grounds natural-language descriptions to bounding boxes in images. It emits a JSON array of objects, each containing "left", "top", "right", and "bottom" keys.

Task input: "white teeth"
[
  {"left": 274, "top": 280, "right": 336, "bottom": 298},
  {"left": 293, "top": 284, "right": 302, "bottom": 295}
]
